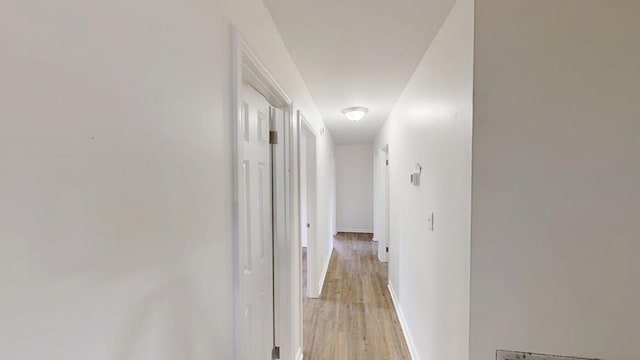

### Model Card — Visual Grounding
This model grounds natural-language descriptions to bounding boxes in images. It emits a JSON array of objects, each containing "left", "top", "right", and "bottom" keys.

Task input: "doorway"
[
  {"left": 299, "top": 113, "right": 317, "bottom": 298},
  {"left": 233, "top": 29, "right": 296, "bottom": 360},
  {"left": 377, "top": 145, "right": 390, "bottom": 263}
]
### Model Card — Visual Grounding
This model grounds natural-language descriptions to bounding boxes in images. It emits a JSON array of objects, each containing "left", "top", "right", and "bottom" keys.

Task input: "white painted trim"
[
  {"left": 388, "top": 283, "right": 419, "bottom": 360},
  {"left": 295, "top": 347, "right": 304, "bottom": 360},
  {"left": 299, "top": 116, "right": 324, "bottom": 300},
  {"left": 291, "top": 112, "right": 303, "bottom": 360},
  {"left": 232, "top": 29, "right": 241, "bottom": 360},
  {"left": 336, "top": 228, "right": 374, "bottom": 234},
  {"left": 377, "top": 146, "right": 390, "bottom": 263},
  {"left": 315, "top": 246, "right": 333, "bottom": 297},
  {"left": 232, "top": 27, "right": 297, "bottom": 360},
  {"left": 299, "top": 111, "right": 320, "bottom": 138}
]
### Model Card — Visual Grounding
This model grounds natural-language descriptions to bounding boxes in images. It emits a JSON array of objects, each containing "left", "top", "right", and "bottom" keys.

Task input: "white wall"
[
  {"left": 336, "top": 144, "right": 374, "bottom": 233},
  {"left": 470, "top": 1, "right": 640, "bottom": 360},
  {"left": 0, "top": 0, "right": 334, "bottom": 359},
  {"left": 373, "top": 0, "right": 474, "bottom": 358}
]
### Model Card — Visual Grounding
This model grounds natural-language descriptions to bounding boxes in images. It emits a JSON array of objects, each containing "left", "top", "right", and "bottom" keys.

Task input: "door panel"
[{"left": 240, "top": 83, "right": 274, "bottom": 360}]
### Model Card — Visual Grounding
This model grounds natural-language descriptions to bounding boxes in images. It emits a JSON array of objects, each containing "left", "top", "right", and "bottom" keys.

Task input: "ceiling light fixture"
[{"left": 342, "top": 107, "right": 369, "bottom": 122}]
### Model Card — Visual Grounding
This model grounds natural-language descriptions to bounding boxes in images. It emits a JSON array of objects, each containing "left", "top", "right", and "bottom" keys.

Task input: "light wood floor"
[{"left": 303, "top": 232, "right": 411, "bottom": 360}]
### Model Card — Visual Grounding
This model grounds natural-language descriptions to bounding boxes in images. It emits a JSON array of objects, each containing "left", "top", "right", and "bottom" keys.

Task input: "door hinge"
[
  {"left": 386, "top": 246, "right": 389, "bottom": 253},
  {"left": 386, "top": 159, "right": 389, "bottom": 166},
  {"left": 269, "top": 130, "right": 278, "bottom": 145},
  {"left": 272, "top": 346, "right": 280, "bottom": 359}
]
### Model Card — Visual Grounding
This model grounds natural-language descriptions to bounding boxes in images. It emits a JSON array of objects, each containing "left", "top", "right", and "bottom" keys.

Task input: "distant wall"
[{"left": 336, "top": 144, "right": 374, "bottom": 233}]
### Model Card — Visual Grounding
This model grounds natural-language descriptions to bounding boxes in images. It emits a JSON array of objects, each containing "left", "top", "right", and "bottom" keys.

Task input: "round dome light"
[{"left": 342, "top": 107, "right": 369, "bottom": 122}]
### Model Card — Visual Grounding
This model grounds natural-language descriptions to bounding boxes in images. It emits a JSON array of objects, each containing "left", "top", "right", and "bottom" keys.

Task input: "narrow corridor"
[{"left": 303, "top": 233, "right": 410, "bottom": 359}]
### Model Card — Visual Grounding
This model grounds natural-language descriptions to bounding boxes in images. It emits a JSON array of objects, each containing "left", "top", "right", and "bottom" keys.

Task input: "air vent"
[{"left": 497, "top": 350, "right": 600, "bottom": 360}]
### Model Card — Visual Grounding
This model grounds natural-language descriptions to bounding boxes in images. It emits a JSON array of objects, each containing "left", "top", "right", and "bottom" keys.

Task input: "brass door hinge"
[{"left": 269, "top": 130, "right": 278, "bottom": 145}]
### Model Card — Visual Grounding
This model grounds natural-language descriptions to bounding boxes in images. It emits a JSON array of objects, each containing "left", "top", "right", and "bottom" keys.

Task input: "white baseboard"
[
  {"left": 316, "top": 244, "right": 333, "bottom": 297},
  {"left": 295, "top": 347, "right": 303, "bottom": 360},
  {"left": 387, "top": 283, "right": 418, "bottom": 360},
  {"left": 336, "top": 227, "right": 374, "bottom": 234}
]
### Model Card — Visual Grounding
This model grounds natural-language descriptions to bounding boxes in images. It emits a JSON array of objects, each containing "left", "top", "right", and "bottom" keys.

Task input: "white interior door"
[
  {"left": 300, "top": 132, "right": 308, "bottom": 249},
  {"left": 239, "top": 83, "right": 274, "bottom": 360}
]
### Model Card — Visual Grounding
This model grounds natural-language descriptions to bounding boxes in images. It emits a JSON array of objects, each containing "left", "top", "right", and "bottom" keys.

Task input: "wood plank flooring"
[{"left": 303, "top": 232, "right": 411, "bottom": 360}]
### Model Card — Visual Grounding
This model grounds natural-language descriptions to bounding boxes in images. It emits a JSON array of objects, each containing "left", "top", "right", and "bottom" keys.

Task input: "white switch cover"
[{"left": 427, "top": 212, "right": 434, "bottom": 231}]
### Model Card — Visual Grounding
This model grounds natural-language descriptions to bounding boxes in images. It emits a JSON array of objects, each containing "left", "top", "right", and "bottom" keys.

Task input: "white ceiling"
[{"left": 264, "top": 0, "right": 456, "bottom": 144}]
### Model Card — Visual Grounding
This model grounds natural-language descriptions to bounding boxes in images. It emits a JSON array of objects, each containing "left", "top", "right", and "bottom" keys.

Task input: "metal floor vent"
[{"left": 497, "top": 350, "right": 601, "bottom": 360}]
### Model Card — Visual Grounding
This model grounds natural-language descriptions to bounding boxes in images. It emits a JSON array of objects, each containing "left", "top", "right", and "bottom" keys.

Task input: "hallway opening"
[
  {"left": 298, "top": 141, "right": 412, "bottom": 358},
  {"left": 302, "top": 233, "right": 409, "bottom": 359}
]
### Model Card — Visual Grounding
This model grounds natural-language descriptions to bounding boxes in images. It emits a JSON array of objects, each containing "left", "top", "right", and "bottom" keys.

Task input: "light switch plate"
[{"left": 427, "top": 212, "right": 434, "bottom": 231}]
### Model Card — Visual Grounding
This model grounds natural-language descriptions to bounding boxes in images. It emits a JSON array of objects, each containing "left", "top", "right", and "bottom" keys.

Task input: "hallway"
[{"left": 303, "top": 233, "right": 410, "bottom": 359}]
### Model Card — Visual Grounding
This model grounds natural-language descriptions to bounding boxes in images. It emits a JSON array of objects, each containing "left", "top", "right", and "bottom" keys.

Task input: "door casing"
[
  {"left": 232, "top": 28, "right": 299, "bottom": 360},
  {"left": 298, "top": 115, "right": 318, "bottom": 298},
  {"left": 377, "top": 145, "right": 390, "bottom": 263}
]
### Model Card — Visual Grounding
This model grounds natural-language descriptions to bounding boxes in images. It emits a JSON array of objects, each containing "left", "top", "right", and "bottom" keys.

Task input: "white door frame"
[
  {"left": 373, "top": 150, "right": 378, "bottom": 242},
  {"left": 331, "top": 152, "right": 336, "bottom": 236},
  {"left": 298, "top": 112, "right": 319, "bottom": 298},
  {"left": 232, "top": 28, "right": 298, "bottom": 360},
  {"left": 300, "top": 132, "right": 309, "bottom": 249},
  {"left": 377, "top": 145, "right": 390, "bottom": 263}
]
